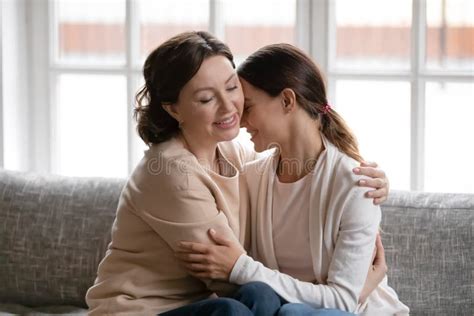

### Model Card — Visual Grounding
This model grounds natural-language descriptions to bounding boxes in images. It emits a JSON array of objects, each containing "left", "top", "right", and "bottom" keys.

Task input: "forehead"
[
  {"left": 187, "top": 55, "right": 235, "bottom": 87},
  {"left": 240, "top": 78, "right": 267, "bottom": 100}
]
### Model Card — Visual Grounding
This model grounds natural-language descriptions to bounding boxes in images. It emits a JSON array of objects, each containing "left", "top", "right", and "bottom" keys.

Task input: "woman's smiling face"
[
  {"left": 170, "top": 55, "right": 244, "bottom": 145},
  {"left": 239, "top": 78, "right": 288, "bottom": 152}
]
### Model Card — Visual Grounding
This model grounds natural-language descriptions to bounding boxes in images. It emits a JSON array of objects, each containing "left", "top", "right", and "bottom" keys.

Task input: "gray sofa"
[{"left": 0, "top": 169, "right": 472, "bottom": 315}]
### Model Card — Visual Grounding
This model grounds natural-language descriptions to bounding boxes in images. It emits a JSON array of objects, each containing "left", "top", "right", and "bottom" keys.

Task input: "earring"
[{"left": 178, "top": 120, "right": 184, "bottom": 129}]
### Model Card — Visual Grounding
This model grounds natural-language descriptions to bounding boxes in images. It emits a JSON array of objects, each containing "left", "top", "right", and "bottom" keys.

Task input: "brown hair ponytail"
[{"left": 321, "top": 108, "right": 363, "bottom": 162}]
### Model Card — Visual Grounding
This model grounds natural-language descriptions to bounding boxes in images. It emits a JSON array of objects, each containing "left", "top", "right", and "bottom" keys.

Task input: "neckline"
[
  {"left": 275, "top": 170, "right": 312, "bottom": 186},
  {"left": 205, "top": 144, "right": 239, "bottom": 179}
]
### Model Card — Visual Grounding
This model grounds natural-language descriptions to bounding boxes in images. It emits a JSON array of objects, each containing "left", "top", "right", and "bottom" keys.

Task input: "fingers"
[
  {"left": 187, "top": 270, "right": 213, "bottom": 279},
  {"left": 373, "top": 196, "right": 387, "bottom": 205},
  {"left": 208, "top": 229, "right": 231, "bottom": 247},
  {"left": 364, "top": 188, "right": 386, "bottom": 198},
  {"left": 183, "top": 262, "right": 209, "bottom": 273},
  {"left": 374, "top": 234, "right": 387, "bottom": 273},
  {"left": 181, "top": 261, "right": 220, "bottom": 280},
  {"left": 355, "top": 165, "right": 390, "bottom": 205},
  {"left": 177, "top": 241, "right": 210, "bottom": 254},
  {"left": 175, "top": 252, "right": 208, "bottom": 264},
  {"left": 358, "top": 178, "right": 386, "bottom": 190},
  {"left": 353, "top": 166, "right": 386, "bottom": 180},
  {"left": 374, "top": 234, "right": 386, "bottom": 262},
  {"left": 371, "top": 247, "right": 377, "bottom": 264},
  {"left": 362, "top": 187, "right": 388, "bottom": 205},
  {"left": 360, "top": 161, "right": 378, "bottom": 168}
]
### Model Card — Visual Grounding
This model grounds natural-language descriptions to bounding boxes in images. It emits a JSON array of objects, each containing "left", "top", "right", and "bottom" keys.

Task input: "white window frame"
[
  {"left": 6, "top": 0, "right": 472, "bottom": 191},
  {"left": 0, "top": 2, "right": 4, "bottom": 168},
  {"left": 309, "top": 0, "right": 473, "bottom": 191},
  {"left": 22, "top": 0, "right": 307, "bottom": 176}
]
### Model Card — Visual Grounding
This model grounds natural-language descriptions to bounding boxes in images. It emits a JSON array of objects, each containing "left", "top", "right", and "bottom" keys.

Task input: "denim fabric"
[
  {"left": 277, "top": 303, "right": 354, "bottom": 316},
  {"left": 159, "top": 297, "right": 252, "bottom": 316}
]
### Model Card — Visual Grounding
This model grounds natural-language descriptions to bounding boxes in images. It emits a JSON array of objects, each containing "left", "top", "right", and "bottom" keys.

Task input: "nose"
[{"left": 218, "top": 94, "right": 235, "bottom": 114}]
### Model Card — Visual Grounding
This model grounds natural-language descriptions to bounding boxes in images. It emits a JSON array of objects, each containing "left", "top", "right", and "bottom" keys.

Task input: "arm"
[
  {"left": 128, "top": 161, "right": 242, "bottom": 295},
  {"left": 359, "top": 233, "right": 387, "bottom": 304},
  {"left": 231, "top": 192, "right": 380, "bottom": 311},
  {"left": 177, "top": 229, "right": 386, "bottom": 302},
  {"left": 177, "top": 189, "right": 381, "bottom": 312},
  {"left": 133, "top": 188, "right": 241, "bottom": 250},
  {"left": 177, "top": 229, "right": 387, "bottom": 305}
]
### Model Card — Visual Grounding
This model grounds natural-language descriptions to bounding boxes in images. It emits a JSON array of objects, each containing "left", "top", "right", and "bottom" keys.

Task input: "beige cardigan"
[
  {"left": 231, "top": 136, "right": 409, "bottom": 315},
  {"left": 86, "top": 137, "right": 254, "bottom": 315}
]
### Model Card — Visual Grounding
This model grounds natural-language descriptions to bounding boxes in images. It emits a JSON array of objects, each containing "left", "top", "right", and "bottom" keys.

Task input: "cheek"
[
  {"left": 259, "top": 112, "right": 282, "bottom": 135},
  {"left": 247, "top": 111, "right": 263, "bottom": 128},
  {"left": 187, "top": 107, "right": 216, "bottom": 127},
  {"left": 233, "top": 91, "right": 245, "bottom": 113}
]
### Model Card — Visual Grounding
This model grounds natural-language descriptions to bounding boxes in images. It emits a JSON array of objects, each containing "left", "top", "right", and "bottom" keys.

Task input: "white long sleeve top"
[{"left": 231, "top": 136, "right": 409, "bottom": 315}]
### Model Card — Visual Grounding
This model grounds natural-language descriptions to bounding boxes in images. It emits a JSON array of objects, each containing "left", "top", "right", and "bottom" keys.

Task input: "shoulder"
[
  {"left": 218, "top": 139, "right": 258, "bottom": 170},
  {"left": 130, "top": 138, "right": 206, "bottom": 193},
  {"left": 242, "top": 149, "right": 275, "bottom": 176},
  {"left": 323, "top": 141, "right": 364, "bottom": 194},
  {"left": 324, "top": 142, "right": 381, "bottom": 225}
]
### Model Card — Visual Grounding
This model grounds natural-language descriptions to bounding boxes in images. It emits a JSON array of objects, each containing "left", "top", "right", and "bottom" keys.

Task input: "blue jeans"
[
  {"left": 277, "top": 303, "right": 355, "bottom": 316},
  {"left": 160, "top": 297, "right": 252, "bottom": 316},
  {"left": 233, "top": 281, "right": 282, "bottom": 315},
  {"left": 234, "top": 281, "right": 354, "bottom": 316},
  {"left": 161, "top": 281, "right": 354, "bottom": 316},
  {"left": 160, "top": 281, "right": 281, "bottom": 315}
]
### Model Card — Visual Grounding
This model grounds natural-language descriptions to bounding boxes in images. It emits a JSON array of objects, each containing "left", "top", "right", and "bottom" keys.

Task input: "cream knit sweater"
[
  {"left": 231, "top": 136, "right": 409, "bottom": 315},
  {"left": 86, "top": 137, "right": 253, "bottom": 315}
]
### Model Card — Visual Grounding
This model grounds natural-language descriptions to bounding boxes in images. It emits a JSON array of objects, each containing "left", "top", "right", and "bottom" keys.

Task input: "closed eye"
[
  {"left": 226, "top": 86, "right": 238, "bottom": 92},
  {"left": 200, "top": 97, "right": 214, "bottom": 104}
]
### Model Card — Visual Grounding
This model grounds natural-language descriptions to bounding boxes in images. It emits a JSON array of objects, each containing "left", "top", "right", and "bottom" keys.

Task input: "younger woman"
[{"left": 177, "top": 43, "right": 409, "bottom": 315}]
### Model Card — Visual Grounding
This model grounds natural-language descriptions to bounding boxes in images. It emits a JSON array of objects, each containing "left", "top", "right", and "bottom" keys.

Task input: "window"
[
  {"left": 328, "top": 0, "right": 474, "bottom": 192},
  {"left": 1, "top": 0, "right": 472, "bottom": 193},
  {"left": 46, "top": 0, "right": 296, "bottom": 178}
]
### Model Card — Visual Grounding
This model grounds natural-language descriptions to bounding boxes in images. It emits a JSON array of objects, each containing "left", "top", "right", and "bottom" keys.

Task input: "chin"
[{"left": 218, "top": 127, "right": 240, "bottom": 142}]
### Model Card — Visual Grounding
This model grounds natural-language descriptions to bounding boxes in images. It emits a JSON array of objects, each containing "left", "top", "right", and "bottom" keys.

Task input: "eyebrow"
[{"left": 193, "top": 73, "right": 236, "bottom": 94}]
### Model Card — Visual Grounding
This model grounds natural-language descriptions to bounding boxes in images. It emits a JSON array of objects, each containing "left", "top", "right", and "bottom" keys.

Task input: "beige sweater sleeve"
[{"left": 126, "top": 155, "right": 240, "bottom": 295}]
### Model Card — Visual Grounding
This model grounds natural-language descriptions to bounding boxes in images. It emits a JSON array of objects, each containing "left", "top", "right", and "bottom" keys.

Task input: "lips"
[{"left": 214, "top": 113, "right": 238, "bottom": 129}]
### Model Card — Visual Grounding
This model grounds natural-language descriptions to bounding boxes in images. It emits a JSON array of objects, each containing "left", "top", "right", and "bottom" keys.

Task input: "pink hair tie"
[{"left": 322, "top": 104, "right": 332, "bottom": 114}]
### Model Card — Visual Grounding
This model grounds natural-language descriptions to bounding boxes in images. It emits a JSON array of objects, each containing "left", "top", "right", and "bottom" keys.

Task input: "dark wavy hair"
[
  {"left": 237, "top": 43, "right": 363, "bottom": 162},
  {"left": 134, "top": 31, "right": 235, "bottom": 146}
]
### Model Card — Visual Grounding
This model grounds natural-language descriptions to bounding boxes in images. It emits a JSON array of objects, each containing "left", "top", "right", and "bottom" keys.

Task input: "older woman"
[{"left": 86, "top": 32, "right": 389, "bottom": 315}]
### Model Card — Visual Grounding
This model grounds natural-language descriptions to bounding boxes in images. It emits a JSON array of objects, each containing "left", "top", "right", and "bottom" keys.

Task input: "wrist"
[{"left": 229, "top": 253, "right": 249, "bottom": 283}]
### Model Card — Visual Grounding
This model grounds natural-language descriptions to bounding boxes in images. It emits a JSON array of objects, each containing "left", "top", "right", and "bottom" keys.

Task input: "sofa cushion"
[
  {"left": 381, "top": 190, "right": 474, "bottom": 315},
  {"left": 1, "top": 170, "right": 473, "bottom": 315},
  {"left": 0, "top": 169, "right": 124, "bottom": 308},
  {"left": 0, "top": 303, "right": 87, "bottom": 315}
]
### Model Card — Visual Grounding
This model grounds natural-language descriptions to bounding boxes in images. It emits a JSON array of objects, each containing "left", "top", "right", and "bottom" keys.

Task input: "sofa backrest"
[
  {"left": 381, "top": 190, "right": 474, "bottom": 315},
  {"left": 0, "top": 169, "right": 124, "bottom": 308},
  {"left": 0, "top": 169, "right": 473, "bottom": 314}
]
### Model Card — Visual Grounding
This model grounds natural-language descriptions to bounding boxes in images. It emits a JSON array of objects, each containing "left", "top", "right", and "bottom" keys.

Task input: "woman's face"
[
  {"left": 173, "top": 55, "right": 244, "bottom": 145},
  {"left": 240, "top": 78, "right": 287, "bottom": 152}
]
